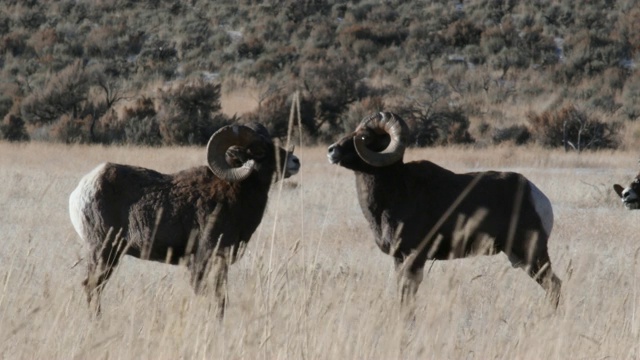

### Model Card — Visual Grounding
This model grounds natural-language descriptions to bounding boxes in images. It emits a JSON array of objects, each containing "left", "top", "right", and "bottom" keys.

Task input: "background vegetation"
[{"left": 1, "top": 0, "right": 639, "bottom": 149}]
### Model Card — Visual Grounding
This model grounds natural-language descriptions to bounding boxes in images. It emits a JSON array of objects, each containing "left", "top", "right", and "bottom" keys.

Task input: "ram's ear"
[
  {"left": 225, "top": 145, "right": 249, "bottom": 167},
  {"left": 613, "top": 184, "right": 625, "bottom": 198}
]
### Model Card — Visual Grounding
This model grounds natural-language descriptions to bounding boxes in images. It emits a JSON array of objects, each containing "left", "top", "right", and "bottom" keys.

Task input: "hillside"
[{"left": 0, "top": 0, "right": 638, "bottom": 148}]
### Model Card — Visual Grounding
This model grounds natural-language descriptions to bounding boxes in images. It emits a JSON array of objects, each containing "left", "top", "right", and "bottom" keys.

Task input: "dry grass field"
[{"left": 1, "top": 141, "right": 640, "bottom": 359}]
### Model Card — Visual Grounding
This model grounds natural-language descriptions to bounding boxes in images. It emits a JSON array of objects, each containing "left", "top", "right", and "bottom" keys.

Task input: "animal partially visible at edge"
[
  {"left": 613, "top": 174, "right": 640, "bottom": 209},
  {"left": 327, "top": 112, "right": 562, "bottom": 313},
  {"left": 69, "top": 123, "right": 300, "bottom": 318}
]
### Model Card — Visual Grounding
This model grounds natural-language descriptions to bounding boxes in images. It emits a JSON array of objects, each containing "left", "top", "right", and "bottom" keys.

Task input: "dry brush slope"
[{"left": 0, "top": 142, "right": 639, "bottom": 359}]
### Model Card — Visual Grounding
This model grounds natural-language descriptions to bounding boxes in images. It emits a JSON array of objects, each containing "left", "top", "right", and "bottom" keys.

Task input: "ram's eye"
[{"left": 225, "top": 146, "right": 248, "bottom": 167}]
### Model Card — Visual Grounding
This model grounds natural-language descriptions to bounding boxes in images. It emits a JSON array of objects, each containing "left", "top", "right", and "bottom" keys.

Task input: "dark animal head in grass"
[{"left": 613, "top": 174, "right": 640, "bottom": 210}]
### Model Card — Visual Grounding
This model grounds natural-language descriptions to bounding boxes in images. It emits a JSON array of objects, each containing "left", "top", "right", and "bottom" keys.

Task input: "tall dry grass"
[{"left": 1, "top": 141, "right": 640, "bottom": 359}]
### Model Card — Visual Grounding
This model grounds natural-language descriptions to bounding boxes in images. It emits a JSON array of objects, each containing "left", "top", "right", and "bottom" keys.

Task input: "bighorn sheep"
[
  {"left": 327, "top": 112, "right": 561, "bottom": 309},
  {"left": 69, "top": 123, "right": 300, "bottom": 318},
  {"left": 613, "top": 174, "right": 640, "bottom": 209}
]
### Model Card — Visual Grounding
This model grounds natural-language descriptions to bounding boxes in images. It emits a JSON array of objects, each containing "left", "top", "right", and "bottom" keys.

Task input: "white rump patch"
[
  {"left": 69, "top": 163, "right": 107, "bottom": 241},
  {"left": 527, "top": 181, "right": 553, "bottom": 237}
]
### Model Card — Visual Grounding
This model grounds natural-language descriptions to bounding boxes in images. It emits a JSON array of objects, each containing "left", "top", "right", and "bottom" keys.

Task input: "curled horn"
[
  {"left": 207, "top": 125, "right": 261, "bottom": 182},
  {"left": 354, "top": 112, "right": 408, "bottom": 167}
]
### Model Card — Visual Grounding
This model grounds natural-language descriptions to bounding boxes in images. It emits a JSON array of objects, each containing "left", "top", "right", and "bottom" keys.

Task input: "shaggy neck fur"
[{"left": 354, "top": 162, "right": 409, "bottom": 256}]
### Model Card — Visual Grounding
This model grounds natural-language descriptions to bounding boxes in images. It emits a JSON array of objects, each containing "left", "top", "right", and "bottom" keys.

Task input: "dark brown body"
[
  {"left": 356, "top": 162, "right": 555, "bottom": 273},
  {"left": 86, "top": 164, "right": 270, "bottom": 264},
  {"left": 328, "top": 112, "right": 561, "bottom": 310}
]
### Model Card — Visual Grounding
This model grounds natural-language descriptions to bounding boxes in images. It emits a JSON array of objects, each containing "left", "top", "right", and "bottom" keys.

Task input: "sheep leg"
[
  {"left": 82, "top": 258, "right": 101, "bottom": 315},
  {"left": 189, "top": 252, "right": 211, "bottom": 295},
  {"left": 211, "top": 255, "right": 228, "bottom": 320},
  {"left": 508, "top": 253, "right": 562, "bottom": 308},
  {"left": 531, "top": 258, "right": 562, "bottom": 308},
  {"left": 83, "top": 244, "right": 123, "bottom": 316},
  {"left": 394, "top": 257, "right": 424, "bottom": 317},
  {"left": 83, "top": 265, "right": 115, "bottom": 316},
  {"left": 189, "top": 252, "right": 228, "bottom": 320}
]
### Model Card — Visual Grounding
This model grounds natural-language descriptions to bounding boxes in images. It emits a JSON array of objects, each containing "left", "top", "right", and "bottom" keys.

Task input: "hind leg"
[
  {"left": 83, "top": 259, "right": 116, "bottom": 316},
  {"left": 83, "top": 235, "right": 127, "bottom": 316},
  {"left": 531, "top": 257, "right": 562, "bottom": 308},
  {"left": 508, "top": 252, "right": 562, "bottom": 308}
]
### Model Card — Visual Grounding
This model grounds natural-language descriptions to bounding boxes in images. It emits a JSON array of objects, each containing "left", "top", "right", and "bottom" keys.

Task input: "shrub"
[
  {"left": 19, "top": 7, "right": 47, "bottom": 29},
  {"left": 395, "top": 105, "right": 474, "bottom": 147},
  {"left": 589, "top": 93, "right": 621, "bottom": 114},
  {"left": 341, "top": 97, "right": 386, "bottom": 133},
  {"left": 444, "top": 19, "right": 482, "bottom": 47},
  {"left": 2, "top": 30, "right": 30, "bottom": 57},
  {"left": 463, "top": 44, "right": 486, "bottom": 65},
  {"left": 0, "top": 13, "right": 10, "bottom": 36},
  {"left": 50, "top": 114, "right": 90, "bottom": 144},
  {"left": 236, "top": 36, "right": 264, "bottom": 59},
  {"left": 284, "top": 0, "right": 331, "bottom": 24},
  {"left": 527, "top": 105, "right": 621, "bottom": 151},
  {"left": 429, "top": 110, "right": 474, "bottom": 146},
  {"left": 242, "top": 93, "right": 290, "bottom": 141},
  {"left": 0, "top": 95, "right": 13, "bottom": 120},
  {"left": 338, "top": 23, "right": 407, "bottom": 50},
  {"left": 126, "top": 30, "right": 146, "bottom": 55},
  {"left": 136, "top": 39, "right": 178, "bottom": 80},
  {"left": 89, "top": 63, "right": 129, "bottom": 108},
  {"left": 298, "top": 53, "right": 367, "bottom": 138},
  {"left": 352, "top": 39, "right": 377, "bottom": 60},
  {"left": 156, "top": 80, "right": 230, "bottom": 145},
  {"left": 125, "top": 115, "right": 162, "bottom": 146},
  {"left": 243, "top": 91, "right": 315, "bottom": 143},
  {"left": 26, "top": 28, "right": 58, "bottom": 58},
  {"left": 543, "top": 4, "right": 574, "bottom": 28},
  {"left": 0, "top": 113, "right": 29, "bottom": 142},
  {"left": 405, "top": 28, "right": 445, "bottom": 73},
  {"left": 525, "top": 29, "right": 558, "bottom": 66},
  {"left": 481, "top": 25, "right": 506, "bottom": 54},
  {"left": 21, "top": 60, "right": 90, "bottom": 125},
  {"left": 490, "top": 47, "right": 529, "bottom": 75},
  {"left": 492, "top": 125, "right": 531, "bottom": 145},
  {"left": 120, "top": 97, "right": 161, "bottom": 146},
  {"left": 391, "top": 78, "right": 473, "bottom": 146},
  {"left": 304, "top": 20, "right": 334, "bottom": 49},
  {"left": 249, "top": 45, "right": 298, "bottom": 80},
  {"left": 84, "top": 25, "right": 120, "bottom": 58}
]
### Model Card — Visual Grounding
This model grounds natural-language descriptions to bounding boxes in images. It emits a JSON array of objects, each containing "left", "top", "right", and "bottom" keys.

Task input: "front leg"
[
  {"left": 394, "top": 255, "right": 424, "bottom": 351},
  {"left": 378, "top": 212, "right": 401, "bottom": 254},
  {"left": 189, "top": 251, "right": 229, "bottom": 320},
  {"left": 189, "top": 247, "right": 212, "bottom": 295},
  {"left": 190, "top": 228, "right": 232, "bottom": 318},
  {"left": 211, "top": 255, "right": 228, "bottom": 320},
  {"left": 394, "top": 256, "right": 424, "bottom": 308}
]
